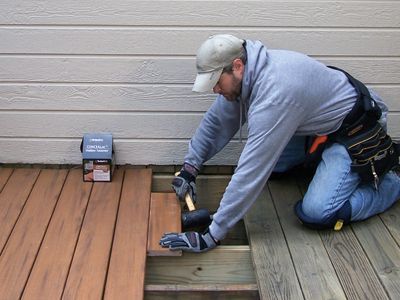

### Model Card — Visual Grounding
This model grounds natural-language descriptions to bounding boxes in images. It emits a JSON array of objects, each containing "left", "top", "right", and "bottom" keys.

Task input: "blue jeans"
[{"left": 274, "top": 136, "right": 400, "bottom": 223}]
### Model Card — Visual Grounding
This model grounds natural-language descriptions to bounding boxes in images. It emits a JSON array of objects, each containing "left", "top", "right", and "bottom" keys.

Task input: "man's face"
[{"left": 213, "top": 59, "right": 244, "bottom": 101}]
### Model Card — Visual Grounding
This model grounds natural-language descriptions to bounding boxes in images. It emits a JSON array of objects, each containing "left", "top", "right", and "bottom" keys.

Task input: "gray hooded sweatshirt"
[{"left": 184, "top": 39, "right": 388, "bottom": 241}]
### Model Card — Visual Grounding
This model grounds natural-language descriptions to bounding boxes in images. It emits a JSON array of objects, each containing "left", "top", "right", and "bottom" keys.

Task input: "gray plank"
[
  {"left": 321, "top": 227, "right": 389, "bottom": 299},
  {"left": 352, "top": 217, "right": 400, "bottom": 299},
  {"left": 244, "top": 186, "right": 304, "bottom": 299},
  {"left": 380, "top": 202, "right": 400, "bottom": 246},
  {"left": 269, "top": 178, "right": 346, "bottom": 299}
]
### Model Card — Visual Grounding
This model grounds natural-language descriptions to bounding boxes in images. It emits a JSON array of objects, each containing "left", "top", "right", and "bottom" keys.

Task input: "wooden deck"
[{"left": 0, "top": 167, "right": 399, "bottom": 299}]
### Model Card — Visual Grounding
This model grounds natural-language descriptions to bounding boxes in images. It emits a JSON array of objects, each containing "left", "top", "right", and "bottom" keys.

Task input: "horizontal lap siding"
[{"left": 0, "top": 1, "right": 399, "bottom": 164}]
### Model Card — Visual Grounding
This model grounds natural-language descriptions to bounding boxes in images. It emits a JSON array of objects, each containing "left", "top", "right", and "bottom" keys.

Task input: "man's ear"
[{"left": 232, "top": 58, "right": 244, "bottom": 76}]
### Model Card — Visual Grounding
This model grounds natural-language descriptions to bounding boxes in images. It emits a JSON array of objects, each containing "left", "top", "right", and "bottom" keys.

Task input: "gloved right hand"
[{"left": 172, "top": 170, "right": 197, "bottom": 203}]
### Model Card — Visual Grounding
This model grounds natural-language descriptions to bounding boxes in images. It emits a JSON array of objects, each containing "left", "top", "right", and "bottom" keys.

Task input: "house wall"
[{"left": 0, "top": 1, "right": 399, "bottom": 165}]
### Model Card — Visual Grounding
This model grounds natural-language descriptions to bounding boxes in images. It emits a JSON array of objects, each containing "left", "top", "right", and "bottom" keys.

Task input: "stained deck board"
[
  {"left": 104, "top": 168, "right": 152, "bottom": 300},
  {"left": 0, "top": 167, "right": 399, "bottom": 299},
  {"left": 62, "top": 168, "right": 124, "bottom": 299},
  {"left": 0, "top": 169, "right": 68, "bottom": 299},
  {"left": 0, "top": 168, "right": 13, "bottom": 191},
  {"left": 22, "top": 169, "right": 93, "bottom": 300},
  {"left": 0, "top": 168, "right": 40, "bottom": 253},
  {"left": 147, "top": 192, "right": 182, "bottom": 256}
]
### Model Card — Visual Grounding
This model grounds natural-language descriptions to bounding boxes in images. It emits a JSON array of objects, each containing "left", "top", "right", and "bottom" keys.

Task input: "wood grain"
[
  {"left": 0, "top": 168, "right": 13, "bottom": 191},
  {"left": 104, "top": 168, "right": 152, "bottom": 300},
  {"left": 0, "top": 168, "right": 41, "bottom": 253},
  {"left": 244, "top": 187, "right": 303, "bottom": 299},
  {"left": 321, "top": 227, "right": 389, "bottom": 299},
  {"left": 352, "top": 217, "right": 400, "bottom": 299},
  {"left": 22, "top": 169, "right": 93, "bottom": 300},
  {"left": 62, "top": 169, "right": 123, "bottom": 300},
  {"left": 147, "top": 192, "right": 181, "bottom": 256},
  {"left": 380, "top": 202, "right": 400, "bottom": 246},
  {"left": 269, "top": 178, "right": 346, "bottom": 299},
  {"left": 0, "top": 169, "right": 67, "bottom": 299},
  {"left": 145, "top": 246, "right": 255, "bottom": 285}
]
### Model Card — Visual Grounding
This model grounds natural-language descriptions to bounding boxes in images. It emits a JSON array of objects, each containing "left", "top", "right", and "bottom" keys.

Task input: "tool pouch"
[
  {"left": 328, "top": 66, "right": 400, "bottom": 188},
  {"left": 335, "top": 122, "right": 399, "bottom": 187}
]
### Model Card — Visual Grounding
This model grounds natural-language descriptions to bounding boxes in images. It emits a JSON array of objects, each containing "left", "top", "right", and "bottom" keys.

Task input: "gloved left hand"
[{"left": 159, "top": 228, "right": 219, "bottom": 253}]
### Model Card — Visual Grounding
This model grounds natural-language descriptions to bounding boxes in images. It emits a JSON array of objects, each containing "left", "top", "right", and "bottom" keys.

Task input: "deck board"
[
  {"left": 0, "top": 167, "right": 399, "bottom": 299},
  {"left": 269, "top": 179, "right": 346, "bottom": 299},
  {"left": 0, "top": 169, "right": 67, "bottom": 299},
  {"left": 0, "top": 168, "right": 40, "bottom": 253},
  {"left": 352, "top": 217, "right": 400, "bottom": 299},
  {"left": 147, "top": 192, "right": 182, "bottom": 256},
  {"left": 22, "top": 169, "right": 93, "bottom": 300},
  {"left": 244, "top": 186, "right": 304, "bottom": 299},
  {"left": 62, "top": 169, "right": 123, "bottom": 299},
  {"left": 104, "top": 168, "right": 152, "bottom": 300},
  {"left": 0, "top": 168, "right": 13, "bottom": 191}
]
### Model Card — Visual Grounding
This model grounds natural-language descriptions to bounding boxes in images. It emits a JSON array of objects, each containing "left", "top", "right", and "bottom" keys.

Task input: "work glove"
[
  {"left": 160, "top": 228, "right": 219, "bottom": 253},
  {"left": 172, "top": 163, "right": 198, "bottom": 203}
]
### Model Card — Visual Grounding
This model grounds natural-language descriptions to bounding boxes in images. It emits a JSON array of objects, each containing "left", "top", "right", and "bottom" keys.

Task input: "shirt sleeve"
[
  {"left": 184, "top": 95, "right": 244, "bottom": 170},
  {"left": 209, "top": 94, "right": 305, "bottom": 240}
]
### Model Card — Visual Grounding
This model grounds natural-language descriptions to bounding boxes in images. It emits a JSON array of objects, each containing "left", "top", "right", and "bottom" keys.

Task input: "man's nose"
[{"left": 213, "top": 84, "right": 221, "bottom": 94}]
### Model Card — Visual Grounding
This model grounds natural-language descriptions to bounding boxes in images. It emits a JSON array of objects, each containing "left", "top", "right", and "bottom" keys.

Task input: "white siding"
[{"left": 0, "top": 1, "right": 399, "bottom": 164}]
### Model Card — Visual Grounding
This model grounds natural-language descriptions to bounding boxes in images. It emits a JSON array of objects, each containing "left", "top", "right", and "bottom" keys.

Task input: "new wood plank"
[
  {"left": 145, "top": 246, "right": 255, "bottom": 285},
  {"left": 0, "top": 169, "right": 67, "bottom": 299},
  {"left": 22, "top": 169, "right": 93, "bottom": 300},
  {"left": 269, "top": 178, "right": 346, "bottom": 299},
  {"left": 62, "top": 168, "right": 123, "bottom": 300},
  {"left": 244, "top": 187, "right": 304, "bottom": 300},
  {"left": 352, "top": 217, "right": 400, "bottom": 299},
  {"left": 104, "top": 168, "right": 152, "bottom": 300},
  {"left": 0, "top": 168, "right": 41, "bottom": 253},
  {"left": 0, "top": 168, "right": 13, "bottom": 192},
  {"left": 321, "top": 227, "right": 389, "bottom": 299},
  {"left": 147, "top": 192, "right": 181, "bottom": 256}
]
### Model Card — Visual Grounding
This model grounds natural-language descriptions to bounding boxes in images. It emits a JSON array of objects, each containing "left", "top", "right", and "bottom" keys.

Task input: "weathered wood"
[
  {"left": 269, "top": 178, "right": 346, "bottom": 299},
  {"left": 244, "top": 187, "right": 304, "bottom": 300},
  {"left": 104, "top": 168, "right": 152, "bottom": 300},
  {"left": 352, "top": 217, "right": 400, "bottom": 299},
  {"left": 321, "top": 227, "right": 389, "bottom": 299},
  {"left": 0, "top": 168, "right": 40, "bottom": 253},
  {"left": 1, "top": 1, "right": 399, "bottom": 28},
  {"left": 147, "top": 192, "right": 182, "bottom": 256},
  {"left": 145, "top": 246, "right": 255, "bottom": 285},
  {"left": 62, "top": 169, "right": 123, "bottom": 299},
  {"left": 0, "top": 169, "right": 67, "bottom": 299},
  {"left": 22, "top": 169, "right": 93, "bottom": 300},
  {"left": 380, "top": 202, "right": 400, "bottom": 246},
  {"left": 0, "top": 168, "right": 13, "bottom": 191}
]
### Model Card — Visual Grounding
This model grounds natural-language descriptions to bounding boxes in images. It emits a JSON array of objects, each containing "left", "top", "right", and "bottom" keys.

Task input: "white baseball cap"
[{"left": 192, "top": 34, "right": 244, "bottom": 92}]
